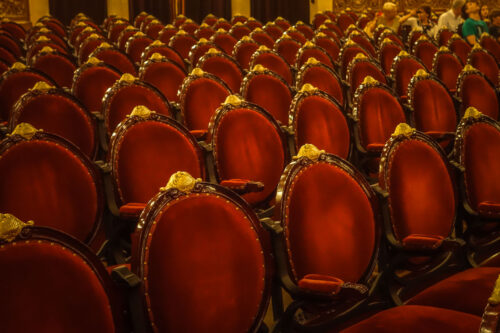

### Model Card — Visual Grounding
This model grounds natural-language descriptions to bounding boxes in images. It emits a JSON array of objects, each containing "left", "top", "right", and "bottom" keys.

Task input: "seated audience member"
[
  {"left": 437, "top": 0, "right": 465, "bottom": 33},
  {"left": 404, "top": 6, "right": 438, "bottom": 37},
  {"left": 490, "top": 10, "right": 500, "bottom": 41},
  {"left": 480, "top": 4, "right": 490, "bottom": 24},
  {"left": 462, "top": 0, "right": 489, "bottom": 44},
  {"left": 365, "top": 2, "right": 415, "bottom": 36}
]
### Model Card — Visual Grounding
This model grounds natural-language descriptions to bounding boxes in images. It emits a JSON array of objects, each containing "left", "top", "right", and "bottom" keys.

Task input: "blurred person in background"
[
  {"left": 461, "top": 0, "right": 489, "bottom": 44},
  {"left": 437, "top": 0, "right": 465, "bottom": 32}
]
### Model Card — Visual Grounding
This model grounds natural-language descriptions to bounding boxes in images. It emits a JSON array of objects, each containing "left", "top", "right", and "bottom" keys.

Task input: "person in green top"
[{"left": 461, "top": 0, "right": 489, "bottom": 44}]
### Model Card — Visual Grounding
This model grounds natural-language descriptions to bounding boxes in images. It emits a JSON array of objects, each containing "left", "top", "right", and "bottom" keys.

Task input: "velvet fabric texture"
[
  {"left": 243, "top": 74, "right": 292, "bottom": 125},
  {"left": 199, "top": 56, "right": 243, "bottom": 93},
  {"left": 0, "top": 60, "right": 8, "bottom": 75},
  {"left": 406, "top": 267, "right": 500, "bottom": 316},
  {"left": 394, "top": 58, "right": 425, "bottom": 99},
  {"left": 414, "top": 42, "right": 438, "bottom": 71},
  {"left": 0, "top": 141, "right": 99, "bottom": 242},
  {"left": 386, "top": 140, "right": 455, "bottom": 242},
  {"left": 182, "top": 77, "right": 230, "bottom": 131},
  {"left": 434, "top": 53, "right": 463, "bottom": 92},
  {"left": 158, "top": 28, "right": 178, "bottom": 43},
  {"left": 341, "top": 47, "right": 369, "bottom": 78},
  {"left": 12, "top": 93, "right": 95, "bottom": 158},
  {"left": 0, "top": 241, "right": 115, "bottom": 333},
  {"left": 250, "top": 31, "right": 275, "bottom": 49},
  {"left": 349, "top": 62, "right": 387, "bottom": 92},
  {"left": 79, "top": 39, "right": 104, "bottom": 64},
  {"left": 449, "top": 38, "right": 471, "bottom": 65},
  {"left": 340, "top": 305, "right": 481, "bottom": 333},
  {"left": 126, "top": 37, "right": 153, "bottom": 64},
  {"left": 338, "top": 14, "right": 356, "bottom": 32},
  {"left": 0, "top": 71, "right": 53, "bottom": 121},
  {"left": 234, "top": 42, "right": 259, "bottom": 70},
  {"left": 298, "top": 48, "right": 334, "bottom": 69},
  {"left": 275, "top": 38, "right": 301, "bottom": 65},
  {"left": 359, "top": 88, "right": 405, "bottom": 151},
  {"left": 73, "top": 65, "right": 121, "bottom": 113},
  {"left": 169, "top": 35, "right": 197, "bottom": 59},
  {"left": 118, "top": 30, "right": 138, "bottom": 52},
  {"left": 469, "top": 51, "right": 499, "bottom": 86},
  {"left": 252, "top": 52, "right": 293, "bottom": 85},
  {"left": 438, "top": 30, "right": 454, "bottom": 46},
  {"left": 480, "top": 37, "right": 500, "bottom": 61},
  {"left": 0, "top": 46, "right": 16, "bottom": 65},
  {"left": 115, "top": 121, "right": 203, "bottom": 204},
  {"left": 231, "top": 26, "right": 252, "bottom": 40},
  {"left": 142, "top": 45, "right": 185, "bottom": 70},
  {"left": 32, "top": 54, "right": 76, "bottom": 88},
  {"left": 190, "top": 43, "right": 214, "bottom": 67},
  {"left": 351, "top": 35, "right": 376, "bottom": 57},
  {"left": 460, "top": 74, "right": 499, "bottom": 120},
  {"left": 264, "top": 25, "right": 283, "bottom": 40},
  {"left": 141, "top": 61, "right": 186, "bottom": 103},
  {"left": 28, "top": 42, "right": 68, "bottom": 63},
  {"left": 105, "top": 84, "right": 171, "bottom": 135},
  {"left": 286, "top": 163, "right": 376, "bottom": 283},
  {"left": 300, "top": 66, "right": 344, "bottom": 106},
  {"left": 295, "top": 95, "right": 350, "bottom": 158},
  {"left": 214, "top": 108, "right": 285, "bottom": 205},
  {"left": 380, "top": 43, "right": 402, "bottom": 74},
  {"left": 463, "top": 122, "right": 500, "bottom": 215},
  {"left": 298, "top": 274, "right": 344, "bottom": 294},
  {"left": 144, "top": 195, "right": 266, "bottom": 333},
  {"left": 287, "top": 30, "right": 307, "bottom": 45},
  {"left": 93, "top": 49, "right": 137, "bottom": 75},
  {"left": 211, "top": 33, "right": 238, "bottom": 55},
  {"left": 314, "top": 37, "right": 340, "bottom": 62},
  {"left": 0, "top": 34, "right": 21, "bottom": 57},
  {"left": 411, "top": 79, "right": 457, "bottom": 135}
]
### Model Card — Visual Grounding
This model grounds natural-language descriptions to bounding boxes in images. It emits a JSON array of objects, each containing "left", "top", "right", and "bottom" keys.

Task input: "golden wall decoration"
[{"left": 0, "top": 0, "right": 29, "bottom": 21}]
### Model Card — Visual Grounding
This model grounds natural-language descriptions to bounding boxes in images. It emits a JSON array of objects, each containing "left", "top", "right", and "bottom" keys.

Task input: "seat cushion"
[
  {"left": 406, "top": 266, "right": 500, "bottom": 316},
  {"left": 340, "top": 305, "right": 480, "bottom": 333}
]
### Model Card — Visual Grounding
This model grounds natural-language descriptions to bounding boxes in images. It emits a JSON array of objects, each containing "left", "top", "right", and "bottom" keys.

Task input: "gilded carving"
[
  {"left": 0, "top": 213, "right": 33, "bottom": 242},
  {"left": 0, "top": 0, "right": 28, "bottom": 21},
  {"left": 160, "top": 171, "right": 201, "bottom": 193}
]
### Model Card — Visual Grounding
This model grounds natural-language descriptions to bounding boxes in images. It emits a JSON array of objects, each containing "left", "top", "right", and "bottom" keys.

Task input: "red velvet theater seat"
[
  {"left": 263, "top": 22, "right": 284, "bottom": 41},
  {"left": 467, "top": 44, "right": 499, "bottom": 87},
  {"left": 26, "top": 38, "right": 69, "bottom": 65},
  {"left": 268, "top": 145, "right": 380, "bottom": 329},
  {"left": 296, "top": 41, "right": 335, "bottom": 70},
  {"left": 349, "top": 31, "right": 377, "bottom": 57},
  {"left": 378, "top": 38, "right": 403, "bottom": 74},
  {"left": 78, "top": 34, "right": 106, "bottom": 65},
  {"left": 72, "top": 57, "right": 121, "bottom": 114},
  {"left": 0, "top": 45, "right": 17, "bottom": 65},
  {"left": 246, "top": 17, "right": 263, "bottom": 30},
  {"left": 0, "top": 32, "right": 22, "bottom": 58},
  {"left": 249, "top": 28, "right": 275, "bottom": 49},
  {"left": 144, "top": 20, "right": 164, "bottom": 39},
  {"left": 89, "top": 42, "right": 137, "bottom": 75},
  {"left": 124, "top": 31, "right": 153, "bottom": 65},
  {"left": 140, "top": 40, "right": 185, "bottom": 70},
  {"left": 313, "top": 13, "right": 329, "bottom": 30},
  {"left": 233, "top": 36, "right": 259, "bottom": 70},
  {"left": 74, "top": 27, "right": 100, "bottom": 55},
  {"left": 10, "top": 82, "right": 97, "bottom": 159},
  {"left": 179, "top": 19, "right": 199, "bottom": 36},
  {"left": 448, "top": 34, "right": 472, "bottom": 66},
  {"left": 107, "top": 19, "right": 129, "bottom": 43},
  {"left": 480, "top": 33, "right": 500, "bottom": 62},
  {"left": 27, "top": 30, "right": 67, "bottom": 52},
  {"left": 157, "top": 24, "right": 178, "bottom": 43},
  {"left": 337, "top": 12, "right": 356, "bottom": 32},
  {"left": 241, "top": 65, "right": 293, "bottom": 125},
  {"left": 249, "top": 46, "right": 293, "bottom": 85},
  {"left": 133, "top": 12, "right": 149, "bottom": 28},
  {"left": 189, "top": 39, "right": 220, "bottom": 68},
  {"left": 437, "top": 26, "right": 454, "bottom": 47},
  {"left": 406, "top": 70, "right": 457, "bottom": 145},
  {"left": 377, "top": 29, "right": 405, "bottom": 49},
  {"left": 0, "top": 221, "right": 124, "bottom": 333},
  {"left": 117, "top": 26, "right": 140, "bottom": 52},
  {"left": 432, "top": 46, "right": 463, "bottom": 93},
  {"left": 412, "top": 36, "right": 438, "bottom": 71},
  {"left": 290, "top": 84, "right": 350, "bottom": 158},
  {"left": 339, "top": 41, "right": 370, "bottom": 79},
  {"left": 390, "top": 51, "right": 426, "bottom": 101},
  {"left": 194, "top": 23, "right": 215, "bottom": 40},
  {"left": 0, "top": 59, "right": 8, "bottom": 75},
  {"left": 168, "top": 30, "right": 197, "bottom": 60},
  {"left": 0, "top": 63, "right": 56, "bottom": 122},
  {"left": 213, "top": 18, "right": 232, "bottom": 31},
  {"left": 210, "top": 29, "right": 238, "bottom": 55},
  {"left": 273, "top": 34, "right": 302, "bottom": 66},
  {"left": 30, "top": 49, "right": 76, "bottom": 88},
  {"left": 295, "top": 21, "right": 315, "bottom": 40},
  {"left": 197, "top": 48, "right": 244, "bottom": 93},
  {"left": 407, "top": 30, "right": 424, "bottom": 48},
  {"left": 208, "top": 95, "right": 288, "bottom": 206},
  {"left": 457, "top": 65, "right": 499, "bottom": 120},
  {"left": 108, "top": 107, "right": 205, "bottom": 219},
  {"left": 0, "top": 20, "right": 26, "bottom": 41},
  {"left": 0, "top": 125, "right": 105, "bottom": 247},
  {"left": 295, "top": 57, "right": 344, "bottom": 107},
  {"left": 312, "top": 33, "right": 341, "bottom": 63},
  {"left": 128, "top": 172, "right": 271, "bottom": 332},
  {"left": 347, "top": 53, "right": 387, "bottom": 95},
  {"left": 102, "top": 73, "right": 172, "bottom": 136},
  {"left": 231, "top": 14, "right": 247, "bottom": 25},
  {"left": 316, "top": 23, "right": 342, "bottom": 44},
  {"left": 178, "top": 68, "right": 231, "bottom": 138},
  {"left": 139, "top": 53, "right": 187, "bottom": 104},
  {"left": 202, "top": 13, "right": 218, "bottom": 26}
]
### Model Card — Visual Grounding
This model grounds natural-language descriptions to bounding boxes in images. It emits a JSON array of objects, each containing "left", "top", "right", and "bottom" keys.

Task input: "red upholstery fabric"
[
  {"left": 93, "top": 48, "right": 137, "bottom": 75},
  {"left": 0, "top": 242, "right": 115, "bottom": 333},
  {"left": 179, "top": 22, "right": 199, "bottom": 35},
  {"left": 251, "top": 32, "right": 275, "bottom": 49},
  {"left": 438, "top": 30, "right": 454, "bottom": 46},
  {"left": 338, "top": 14, "right": 356, "bottom": 32},
  {"left": 252, "top": 53, "right": 292, "bottom": 85},
  {"left": 32, "top": 54, "right": 76, "bottom": 88},
  {"left": 461, "top": 74, "right": 499, "bottom": 119},
  {"left": 106, "top": 85, "right": 170, "bottom": 134},
  {"left": 481, "top": 37, "right": 500, "bottom": 61},
  {"left": 449, "top": 39, "right": 471, "bottom": 65},
  {"left": 434, "top": 53, "right": 462, "bottom": 92},
  {"left": 141, "top": 61, "right": 186, "bottom": 103},
  {"left": 1, "top": 22, "right": 25, "bottom": 40},
  {"left": 380, "top": 43, "right": 402, "bottom": 73},
  {"left": 118, "top": 30, "right": 138, "bottom": 52},
  {"left": 169, "top": 35, "right": 197, "bottom": 59},
  {"left": 244, "top": 75, "right": 292, "bottom": 125},
  {"left": 351, "top": 35, "right": 376, "bottom": 57},
  {"left": 0, "top": 141, "right": 98, "bottom": 242},
  {"left": 350, "top": 62, "right": 387, "bottom": 92},
  {"left": 158, "top": 27, "right": 178, "bottom": 43},
  {"left": 234, "top": 42, "right": 259, "bottom": 70},
  {"left": 295, "top": 95, "right": 350, "bottom": 158},
  {"left": 0, "top": 34, "right": 21, "bottom": 57},
  {"left": 213, "top": 21, "right": 232, "bottom": 31},
  {"left": 13, "top": 94, "right": 95, "bottom": 157},
  {"left": 79, "top": 39, "right": 104, "bottom": 64},
  {"left": 142, "top": 45, "right": 185, "bottom": 70},
  {"left": 464, "top": 122, "right": 500, "bottom": 214},
  {"left": 298, "top": 48, "right": 333, "bottom": 69},
  {"left": 407, "top": 267, "right": 500, "bottom": 316},
  {"left": 359, "top": 88, "right": 405, "bottom": 149},
  {"left": 73, "top": 65, "right": 121, "bottom": 113},
  {"left": 215, "top": 108, "right": 285, "bottom": 205},
  {"left": 469, "top": 51, "right": 499, "bottom": 86},
  {"left": 412, "top": 80, "right": 457, "bottom": 135},
  {"left": 230, "top": 25, "right": 251, "bottom": 40},
  {"left": 212, "top": 33, "right": 238, "bottom": 54},
  {"left": 301, "top": 66, "right": 343, "bottom": 105},
  {"left": 115, "top": 121, "right": 202, "bottom": 204},
  {"left": 340, "top": 305, "right": 481, "bottom": 333},
  {"left": 108, "top": 23, "right": 128, "bottom": 43},
  {"left": 296, "top": 25, "right": 314, "bottom": 40},
  {"left": 286, "top": 163, "right": 375, "bottom": 283},
  {"left": 190, "top": 43, "right": 214, "bottom": 67},
  {"left": 287, "top": 30, "right": 307, "bottom": 45},
  {"left": 0, "top": 71, "right": 53, "bottom": 121},
  {"left": 387, "top": 140, "right": 455, "bottom": 242},
  {"left": 314, "top": 37, "right": 340, "bottom": 62},
  {"left": 145, "top": 24, "right": 164, "bottom": 39},
  {"left": 275, "top": 38, "right": 301, "bottom": 65},
  {"left": 414, "top": 42, "right": 438, "bottom": 71},
  {"left": 126, "top": 37, "right": 153, "bottom": 64},
  {"left": 395, "top": 58, "right": 425, "bottom": 98},
  {"left": 298, "top": 274, "right": 344, "bottom": 294},
  {"left": 0, "top": 60, "right": 8, "bottom": 75},
  {"left": 263, "top": 25, "right": 283, "bottom": 40},
  {"left": 144, "top": 195, "right": 266, "bottom": 333},
  {"left": 401, "top": 234, "right": 444, "bottom": 250},
  {"left": 341, "top": 48, "right": 368, "bottom": 77},
  {"left": 28, "top": 43, "right": 69, "bottom": 64},
  {"left": 183, "top": 77, "right": 230, "bottom": 131},
  {"left": 200, "top": 56, "right": 243, "bottom": 93},
  {"left": 119, "top": 202, "right": 147, "bottom": 218},
  {"left": 0, "top": 46, "right": 17, "bottom": 64}
]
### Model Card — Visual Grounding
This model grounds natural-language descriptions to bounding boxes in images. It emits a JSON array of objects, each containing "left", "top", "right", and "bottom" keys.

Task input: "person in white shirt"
[{"left": 437, "top": 0, "right": 465, "bottom": 32}]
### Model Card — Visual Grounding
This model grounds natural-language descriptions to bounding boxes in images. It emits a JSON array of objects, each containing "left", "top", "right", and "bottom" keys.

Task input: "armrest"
[
  {"left": 260, "top": 217, "right": 283, "bottom": 234},
  {"left": 190, "top": 129, "right": 207, "bottom": 140},
  {"left": 111, "top": 265, "right": 141, "bottom": 288},
  {"left": 371, "top": 183, "right": 389, "bottom": 199},
  {"left": 91, "top": 111, "right": 104, "bottom": 121},
  {"left": 220, "top": 179, "right": 264, "bottom": 195},
  {"left": 425, "top": 131, "right": 455, "bottom": 141},
  {"left": 449, "top": 160, "right": 465, "bottom": 173},
  {"left": 119, "top": 203, "right": 147, "bottom": 220},
  {"left": 95, "top": 161, "right": 120, "bottom": 217},
  {"left": 297, "top": 274, "right": 368, "bottom": 299},
  {"left": 366, "top": 143, "right": 384, "bottom": 152},
  {"left": 402, "top": 234, "right": 444, "bottom": 250}
]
